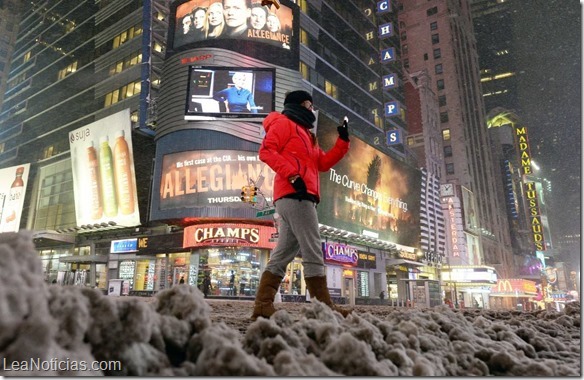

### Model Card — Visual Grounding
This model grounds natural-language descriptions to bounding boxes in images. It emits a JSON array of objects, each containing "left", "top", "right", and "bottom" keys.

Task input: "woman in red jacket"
[{"left": 251, "top": 90, "right": 351, "bottom": 320}]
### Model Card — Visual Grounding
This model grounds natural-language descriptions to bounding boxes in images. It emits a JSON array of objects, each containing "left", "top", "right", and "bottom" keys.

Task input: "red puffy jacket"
[{"left": 259, "top": 112, "right": 349, "bottom": 203}]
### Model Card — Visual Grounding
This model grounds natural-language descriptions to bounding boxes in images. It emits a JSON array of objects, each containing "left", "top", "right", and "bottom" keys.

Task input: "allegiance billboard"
[
  {"left": 317, "top": 116, "right": 421, "bottom": 247},
  {"left": 69, "top": 109, "right": 140, "bottom": 228},
  {"left": 171, "top": 0, "right": 295, "bottom": 50},
  {"left": 159, "top": 149, "right": 275, "bottom": 210}
]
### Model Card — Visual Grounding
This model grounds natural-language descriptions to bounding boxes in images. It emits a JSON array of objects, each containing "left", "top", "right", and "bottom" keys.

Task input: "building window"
[
  {"left": 109, "top": 51, "right": 142, "bottom": 76},
  {"left": 33, "top": 160, "right": 76, "bottom": 231},
  {"left": 407, "top": 136, "right": 414, "bottom": 146},
  {"left": 442, "top": 129, "right": 451, "bottom": 141},
  {"left": 431, "top": 34, "right": 440, "bottom": 44},
  {"left": 435, "top": 63, "right": 443, "bottom": 74},
  {"left": 112, "top": 22, "right": 143, "bottom": 49},
  {"left": 438, "top": 95, "right": 447, "bottom": 107},
  {"left": 300, "top": 28, "right": 308, "bottom": 45},
  {"left": 401, "top": 31, "right": 407, "bottom": 41},
  {"left": 0, "top": 142, "right": 4, "bottom": 153},
  {"left": 444, "top": 145, "right": 452, "bottom": 157},
  {"left": 402, "top": 44, "right": 408, "bottom": 55},
  {"left": 325, "top": 80, "right": 338, "bottom": 98},
  {"left": 433, "top": 48, "right": 441, "bottom": 59},
  {"left": 298, "top": 0, "right": 308, "bottom": 12},
  {"left": 299, "top": 61, "right": 309, "bottom": 80},
  {"left": 58, "top": 61, "right": 78, "bottom": 80},
  {"left": 437, "top": 79, "right": 445, "bottom": 90},
  {"left": 430, "top": 21, "right": 438, "bottom": 31},
  {"left": 424, "top": 53, "right": 428, "bottom": 61},
  {"left": 403, "top": 59, "right": 409, "bottom": 69},
  {"left": 23, "top": 51, "right": 31, "bottom": 63},
  {"left": 104, "top": 80, "right": 141, "bottom": 107},
  {"left": 440, "top": 112, "right": 449, "bottom": 123},
  {"left": 427, "top": 6, "right": 438, "bottom": 16},
  {"left": 446, "top": 163, "right": 455, "bottom": 174}
]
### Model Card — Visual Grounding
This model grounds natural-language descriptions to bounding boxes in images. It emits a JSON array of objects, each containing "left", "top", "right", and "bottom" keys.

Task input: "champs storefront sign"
[{"left": 183, "top": 223, "right": 276, "bottom": 249}]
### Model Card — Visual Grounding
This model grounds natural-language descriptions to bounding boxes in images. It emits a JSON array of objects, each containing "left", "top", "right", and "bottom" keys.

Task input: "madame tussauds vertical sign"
[{"left": 159, "top": 150, "right": 275, "bottom": 209}]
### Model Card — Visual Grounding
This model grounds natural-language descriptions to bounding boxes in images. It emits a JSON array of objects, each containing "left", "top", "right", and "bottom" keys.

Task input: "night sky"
[{"left": 511, "top": 0, "right": 581, "bottom": 263}]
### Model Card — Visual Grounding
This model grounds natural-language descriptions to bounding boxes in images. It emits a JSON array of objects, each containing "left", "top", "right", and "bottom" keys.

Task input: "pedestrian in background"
[{"left": 251, "top": 90, "right": 351, "bottom": 320}]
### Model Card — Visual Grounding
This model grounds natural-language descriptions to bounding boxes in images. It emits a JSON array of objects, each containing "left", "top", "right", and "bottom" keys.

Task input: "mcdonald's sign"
[
  {"left": 491, "top": 279, "right": 537, "bottom": 295},
  {"left": 496, "top": 279, "right": 513, "bottom": 293}
]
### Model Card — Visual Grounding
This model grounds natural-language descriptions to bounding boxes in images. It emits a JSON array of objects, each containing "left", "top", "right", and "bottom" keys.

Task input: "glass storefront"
[{"left": 196, "top": 246, "right": 266, "bottom": 297}]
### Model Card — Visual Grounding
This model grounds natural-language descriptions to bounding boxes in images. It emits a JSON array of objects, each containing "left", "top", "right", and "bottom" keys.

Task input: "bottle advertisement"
[
  {"left": 68, "top": 109, "right": 140, "bottom": 228},
  {"left": 0, "top": 163, "right": 31, "bottom": 233}
]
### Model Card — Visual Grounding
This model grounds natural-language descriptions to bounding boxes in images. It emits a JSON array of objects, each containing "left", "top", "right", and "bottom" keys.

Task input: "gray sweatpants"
[{"left": 264, "top": 198, "right": 325, "bottom": 278}]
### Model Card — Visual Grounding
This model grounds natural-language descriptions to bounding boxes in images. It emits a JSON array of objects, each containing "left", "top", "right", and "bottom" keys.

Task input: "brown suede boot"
[
  {"left": 305, "top": 275, "right": 353, "bottom": 317},
  {"left": 250, "top": 270, "right": 283, "bottom": 321}
]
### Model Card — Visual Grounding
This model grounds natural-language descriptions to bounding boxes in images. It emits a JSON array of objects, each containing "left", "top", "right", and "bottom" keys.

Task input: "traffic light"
[{"left": 240, "top": 186, "right": 259, "bottom": 204}]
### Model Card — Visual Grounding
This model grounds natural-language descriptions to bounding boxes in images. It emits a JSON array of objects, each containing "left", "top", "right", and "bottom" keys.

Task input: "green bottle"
[{"left": 99, "top": 135, "right": 118, "bottom": 217}]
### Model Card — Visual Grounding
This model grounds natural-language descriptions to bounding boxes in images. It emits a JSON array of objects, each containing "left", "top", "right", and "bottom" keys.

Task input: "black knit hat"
[{"left": 284, "top": 90, "right": 313, "bottom": 105}]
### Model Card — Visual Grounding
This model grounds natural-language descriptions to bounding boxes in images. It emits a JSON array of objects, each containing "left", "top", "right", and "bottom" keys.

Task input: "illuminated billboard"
[
  {"left": 185, "top": 66, "right": 275, "bottom": 121},
  {"left": 316, "top": 115, "right": 421, "bottom": 246},
  {"left": 159, "top": 149, "right": 275, "bottom": 210},
  {"left": 0, "top": 163, "right": 31, "bottom": 233},
  {"left": 169, "top": 0, "right": 298, "bottom": 67},
  {"left": 69, "top": 109, "right": 140, "bottom": 228},
  {"left": 172, "top": 0, "right": 293, "bottom": 49}
]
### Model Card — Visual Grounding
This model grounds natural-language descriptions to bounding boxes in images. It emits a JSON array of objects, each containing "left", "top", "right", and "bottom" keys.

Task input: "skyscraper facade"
[{"left": 398, "top": 0, "right": 514, "bottom": 304}]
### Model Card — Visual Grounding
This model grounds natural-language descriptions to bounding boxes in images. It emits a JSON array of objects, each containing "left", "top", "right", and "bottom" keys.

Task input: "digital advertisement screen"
[
  {"left": 172, "top": 0, "right": 294, "bottom": 50},
  {"left": 159, "top": 149, "right": 275, "bottom": 210},
  {"left": 185, "top": 66, "right": 275, "bottom": 121},
  {"left": 316, "top": 115, "right": 421, "bottom": 247}
]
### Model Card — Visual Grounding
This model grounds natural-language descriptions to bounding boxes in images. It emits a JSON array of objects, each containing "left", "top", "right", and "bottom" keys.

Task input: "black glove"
[
  {"left": 337, "top": 118, "right": 350, "bottom": 141},
  {"left": 292, "top": 177, "right": 307, "bottom": 194}
]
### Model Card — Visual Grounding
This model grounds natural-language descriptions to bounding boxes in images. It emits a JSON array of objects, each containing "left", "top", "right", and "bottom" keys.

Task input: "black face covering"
[{"left": 282, "top": 103, "right": 316, "bottom": 129}]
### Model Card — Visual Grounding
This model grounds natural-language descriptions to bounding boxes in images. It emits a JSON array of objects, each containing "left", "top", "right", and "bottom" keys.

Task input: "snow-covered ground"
[{"left": 1, "top": 231, "right": 580, "bottom": 376}]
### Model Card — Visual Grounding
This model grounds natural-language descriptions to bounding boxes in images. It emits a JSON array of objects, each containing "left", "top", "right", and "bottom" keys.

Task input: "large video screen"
[
  {"left": 172, "top": 0, "right": 294, "bottom": 50},
  {"left": 185, "top": 66, "right": 275, "bottom": 121},
  {"left": 316, "top": 114, "right": 421, "bottom": 247}
]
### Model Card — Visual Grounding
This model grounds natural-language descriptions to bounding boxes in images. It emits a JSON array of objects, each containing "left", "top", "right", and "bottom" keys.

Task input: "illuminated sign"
[
  {"left": 317, "top": 113, "right": 421, "bottom": 247},
  {"left": 515, "top": 126, "right": 532, "bottom": 176},
  {"left": 524, "top": 181, "right": 545, "bottom": 251},
  {"left": 159, "top": 150, "right": 275, "bottom": 210},
  {"left": 69, "top": 109, "right": 140, "bottom": 228},
  {"left": 383, "top": 74, "right": 398, "bottom": 89},
  {"left": 386, "top": 130, "right": 401, "bottom": 145},
  {"left": 445, "top": 197, "right": 466, "bottom": 259},
  {"left": 111, "top": 238, "right": 138, "bottom": 253},
  {"left": 381, "top": 47, "right": 396, "bottom": 63},
  {"left": 0, "top": 163, "right": 31, "bottom": 233},
  {"left": 378, "top": 22, "right": 393, "bottom": 38},
  {"left": 180, "top": 53, "right": 213, "bottom": 65},
  {"left": 491, "top": 279, "right": 537, "bottom": 294},
  {"left": 377, "top": 0, "right": 391, "bottom": 14},
  {"left": 183, "top": 223, "right": 276, "bottom": 249},
  {"left": 384, "top": 101, "right": 400, "bottom": 117},
  {"left": 442, "top": 266, "right": 497, "bottom": 284},
  {"left": 398, "top": 250, "right": 418, "bottom": 261},
  {"left": 323, "top": 242, "right": 358, "bottom": 266},
  {"left": 357, "top": 251, "right": 377, "bottom": 269}
]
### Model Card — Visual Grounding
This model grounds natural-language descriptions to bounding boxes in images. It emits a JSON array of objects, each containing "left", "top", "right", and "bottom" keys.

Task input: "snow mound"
[{"left": 0, "top": 231, "right": 580, "bottom": 376}]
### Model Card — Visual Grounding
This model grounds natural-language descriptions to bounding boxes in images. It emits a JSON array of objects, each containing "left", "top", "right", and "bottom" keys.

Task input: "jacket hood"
[{"left": 262, "top": 111, "right": 288, "bottom": 133}]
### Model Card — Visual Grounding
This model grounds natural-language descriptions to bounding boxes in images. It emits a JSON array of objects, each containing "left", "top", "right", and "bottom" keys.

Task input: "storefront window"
[
  {"left": 197, "top": 247, "right": 265, "bottom": 297},
  {"left": 357, "top": 270, "right": 370, "bottom": 297},
  {"left": 282, "top": 259, "right": 304, "bottom": 295},
  {"left": 133, "top": 259, "right": 156, "bottom": 291}
]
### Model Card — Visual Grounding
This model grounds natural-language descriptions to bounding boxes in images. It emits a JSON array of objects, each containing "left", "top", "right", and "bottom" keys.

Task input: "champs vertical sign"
[{"left": 524, "top": 182, "right": 545, "bottom": 251}]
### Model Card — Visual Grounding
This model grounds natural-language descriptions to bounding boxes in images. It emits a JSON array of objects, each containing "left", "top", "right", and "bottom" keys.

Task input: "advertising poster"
[
  {"left": 0, "top": 163, "right": 31, "bottom": 233},
  {"left": 317, "top": 116, "right": 421, "bottom": 247},
  {"left": 173, "top": 0, "right": 294, "bottom": 50},
  {"left": 159, "top": 149, "right": 275, "bottom": 210},
  {"left": 69, "top": 109, "right": 140, "bottom": 228}
]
